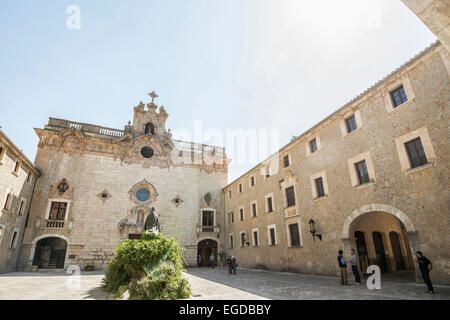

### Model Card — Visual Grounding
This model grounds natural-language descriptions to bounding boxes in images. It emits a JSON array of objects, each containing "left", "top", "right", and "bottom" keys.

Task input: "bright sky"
[{"left": 0, "top": 0, "right": 436, "bottom": 182}]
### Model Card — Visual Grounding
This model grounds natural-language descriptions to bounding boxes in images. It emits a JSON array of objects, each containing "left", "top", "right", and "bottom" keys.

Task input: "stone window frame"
[
  {"left": 309, "top": 170, "right": 329, "bottom": 200},
  {"left": 250, "top": 199, "right": 258, "bottom": 218},
  {"left": 305, "top": 135, "right": 322, "bottom": 156},
  {"left": 17, "top": 197, "right": 27, "bottom": 216},
  {"left": 340, "top": 109, "right": 363, "bottom": 138},
  {"left": 227, "top": 211, "right": 234, "bottom": 226},
  {"left": 12, "top": 159, "right": 21, "bottom": 176},
  {"left": 251, "top": 228, "right": 259, "bottom": 247},
  {"left": 9, "top": 228, "right": 20, "bottom": 249},
  {"left": 26, "top": 170, "right": 33, "bottom": 185},
  {"left": 228, "top": 189, "right": 232, "bottom": 199},
  {"left": 286, "top": 219, "right": 303, "bottom": 248},
  {"left": 2, "top": 188, "right": 13, "bottom": 212},
  {"left": 238, "top": 206, "right": 245, "bottom": 221},
  {"left": 347, "top": 151, "right": 376, "bottom": 188},
  {"left": 267, "top": 224, "right": 277, "bottom": 246},
  {"left": 249, "top": 174, "right": 256, "bottom": 188},
  {"left": 240, "top": 231, "right": 247, "bottom": 248},
  {"left": 264, "top": 192, "right": 275, "bottom": 213},
  {"left": 44, "top": 199, "right": 71, "bottom": 221},
  {"left": 282, "top": 153, "right": 290, "bottom": 168},
  {"left": 383, "top": 76, "right": 415, "bottom": 113},
  {"left": 394, "top": 127, "right": 436, "bottom": 173},
  {"left": 200, "top": 208, "right": 217, "bottom": 227},
  {"left": 229, "top": 233, "right": 234, "bottom": 249},
  {"left": 0, "top": 224, "right": 5, "bottom": 246},
  {"left": 0, "top": 143, "right": 5, "bottom": 163},
  {"left": 238, "top": 182, "right": 243, "bottom": 193}
]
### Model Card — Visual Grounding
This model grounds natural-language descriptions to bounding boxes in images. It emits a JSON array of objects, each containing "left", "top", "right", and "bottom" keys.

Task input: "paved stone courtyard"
[{"left": 0, "top": 267, "right": 449, "bottom": 300}]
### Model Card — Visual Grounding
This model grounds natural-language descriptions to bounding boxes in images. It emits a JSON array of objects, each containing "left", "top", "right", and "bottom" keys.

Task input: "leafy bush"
[
  {"left": 129, "top": 261, "right": 191, "bottom": 300},
  {"left": 102, "top": 232, "right": 191, "bottom": 299}
]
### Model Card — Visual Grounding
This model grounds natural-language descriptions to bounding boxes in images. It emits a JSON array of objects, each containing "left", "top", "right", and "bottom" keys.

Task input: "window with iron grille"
[
  {"left": 390, "top": 86, "right": 408, "bottom": 108},
  {"left": 405, "top": 137, "right": 427, "bottom": 168},
  {"left": 289, "top": 223, "right": 300, "bottom": 247},
  {"left": 315, "top": 177, "right": 325, "bottom": 198},
  {"left": 285, "top": 186, "right": 296, "bottom": 208},
  {"left": 355, "top": 160, "right": 370, "bottom": 185},
  {"left": 309, "top": 139, "right": 317, "bottom": 153},
  {"left": 345, "top": 115, "right": 357, "bottom": 133}
]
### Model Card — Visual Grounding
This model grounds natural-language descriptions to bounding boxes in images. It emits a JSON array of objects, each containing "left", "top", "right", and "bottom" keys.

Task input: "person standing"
[
  {"left": 338, "top": 250, "right": 348, "bottom": 285},
  {"left": 416, "top": 251, "right": 434, "bottom": 294},
  {"left": 209, "top": 254, "right": 216, "bottom": 268},
  {"left": 198, "top": 254, "right": 202, "bottom": 267},
  {"left": 231, "top": 256, "right": 237, "bottom": 274},
  {"left": 226, "top": 256, "right": 232, "bottom": 274},
  {"left": 349, "top": 249, "right": 361, "bottom": 285}
]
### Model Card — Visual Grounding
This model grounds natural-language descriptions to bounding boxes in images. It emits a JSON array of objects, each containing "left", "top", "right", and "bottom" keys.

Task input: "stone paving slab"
[
  {"left": 184, "top": 267, "right": 450, "bottom": 300},
  {"left": 0, "top": 267, "right": 449, "bottom": 300}
]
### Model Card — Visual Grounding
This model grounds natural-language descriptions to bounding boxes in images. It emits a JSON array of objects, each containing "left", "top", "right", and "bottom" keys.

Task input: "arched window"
[{"left": 145, "top": 123, "right": 155, "bottom": 135}]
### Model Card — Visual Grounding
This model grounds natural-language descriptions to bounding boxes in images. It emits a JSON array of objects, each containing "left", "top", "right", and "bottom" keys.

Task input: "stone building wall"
[
  {"left": 17, "top": 97, "right": 228, "bottom": 271},
  {"left": 223, "top": 41, "right": 450, "bottom": 284},
  {"left": 0, "top": 130, "right": 40, "bottom": 273}
]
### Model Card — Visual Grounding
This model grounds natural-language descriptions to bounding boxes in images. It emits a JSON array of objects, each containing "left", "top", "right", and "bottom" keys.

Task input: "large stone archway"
[
  {"left": 342, "top": 204, "right": 420, "bottom": 278},
  {"left": 31, "top": 235, "right": 68, "bottom": 269}
]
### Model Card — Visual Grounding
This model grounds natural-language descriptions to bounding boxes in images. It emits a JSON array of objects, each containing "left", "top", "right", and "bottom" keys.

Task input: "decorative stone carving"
[
  {"left": 128, "top": 179, "right": 158, "bottom": 205},
  {"left": 171, "top": 195, "right": 184, "bottom": 207},
  {"left": 200, "top": 192, "right": 216, "bottom": 209},
  {"left": 97, "top": 189, "right": 112, "bottom": 202}
]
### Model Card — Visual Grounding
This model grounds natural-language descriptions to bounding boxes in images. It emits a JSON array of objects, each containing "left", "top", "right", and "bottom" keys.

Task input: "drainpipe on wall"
[{"left": 16, "top": 174, "right": 40, "bottom": 270}]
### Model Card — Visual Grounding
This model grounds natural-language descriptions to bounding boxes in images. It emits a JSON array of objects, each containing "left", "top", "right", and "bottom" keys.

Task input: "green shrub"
[
  {"left": 102, "top": 232, "right": 190, "bottom": 299},
  {"left": 129, "top": 261, "right": 191, "bottom": 300}
]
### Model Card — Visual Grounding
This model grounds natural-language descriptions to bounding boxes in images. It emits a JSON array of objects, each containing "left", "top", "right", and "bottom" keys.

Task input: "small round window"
[
  {"left": 136, "top": 188, "right": 150, "bottom": 202},
  {"left": 141, "top": 146, "right": 154, "bottom": 159}
]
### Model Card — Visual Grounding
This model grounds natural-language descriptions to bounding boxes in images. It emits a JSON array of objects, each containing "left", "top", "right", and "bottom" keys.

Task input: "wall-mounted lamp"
[{"left": 308, "top": 219, "right": 322, "bottom": 241}]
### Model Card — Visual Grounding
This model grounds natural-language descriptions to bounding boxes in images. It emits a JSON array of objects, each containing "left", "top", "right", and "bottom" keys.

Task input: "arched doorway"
[
  {"left": 32, "top": 237, "right": 67, "bottom": 269},
  {"left": 197, "top": 239, "right": 217, "bottom": 267},
  {"left": 348, "top": 211, "right": 414, "bottom": 274}
]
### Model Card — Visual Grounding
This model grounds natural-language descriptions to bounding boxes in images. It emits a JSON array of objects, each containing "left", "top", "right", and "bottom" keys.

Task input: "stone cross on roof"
[{"left": 148, "top": 91, "right": 158, "bottom": 103}]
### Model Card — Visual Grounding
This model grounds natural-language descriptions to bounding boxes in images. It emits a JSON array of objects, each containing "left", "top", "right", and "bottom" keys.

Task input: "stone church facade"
[
  {"left": 223, "top": 40, "right": 450, "bottom": 285},
  {"left": 16, "top": 94, "right": 228, "bottom": 270}
]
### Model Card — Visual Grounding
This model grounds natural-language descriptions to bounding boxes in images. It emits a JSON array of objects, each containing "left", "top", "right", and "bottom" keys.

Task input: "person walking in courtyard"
[
  {"left": 198, "top": 254, "right": 202, "bottom": 267},
  {"left": 209, "top": 254, "right": 216, "bottom": 268},
  {"left": 349, "top": 249, "right": 361, "bottom": 285},
  {"left": 338, "top": 250, "right": 348, "bottom": 285},
  {"left": 231, "top": 256, "right": 237, "bottom": 274},
  {"left": 416, "top": 251, "right": 434, "bottom": 294},
  {"left": 226, "top": 256, "right": 232, "bottom": 274}
]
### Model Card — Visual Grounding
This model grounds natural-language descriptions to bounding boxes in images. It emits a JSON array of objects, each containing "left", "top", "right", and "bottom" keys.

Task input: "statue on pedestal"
[{"left": 144, "top": 207, "right": 161, "bottom": 233}]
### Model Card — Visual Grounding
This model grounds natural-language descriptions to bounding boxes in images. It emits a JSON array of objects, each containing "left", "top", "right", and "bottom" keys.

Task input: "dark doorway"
[
  {"left": 372, "top": 232, "right": 388, "bottom": 272},
  {"left": 197, "top": 239, "right": 217, "bottom": 267},
  {"left": 354, "top": 231, "right": 369, "bottom": 274},
  {"left": 389, "top": 231, "right": 405, "bottom": 271},
  {"left": 32, "top": 237, "right": 67, "bottom": 269}
]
